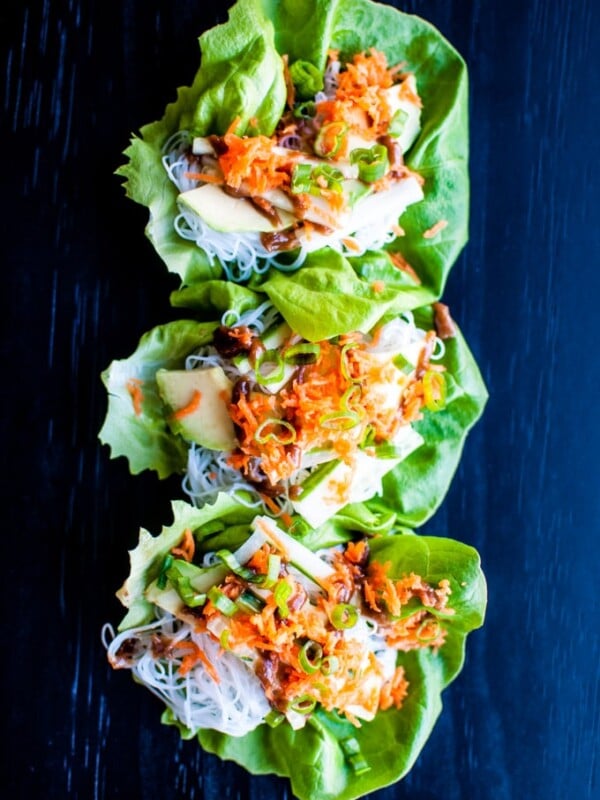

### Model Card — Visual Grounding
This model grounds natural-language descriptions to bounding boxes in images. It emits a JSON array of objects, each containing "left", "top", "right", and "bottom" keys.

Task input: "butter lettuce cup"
[
  {"left": 103, "top": 497, "right": 486, "bottom": 800},
  {"left": 118, "top": 0, "right": 468, "bottom": 305},
  {"left": 99, "top": 270, "right": 487, "bottom": 532}
]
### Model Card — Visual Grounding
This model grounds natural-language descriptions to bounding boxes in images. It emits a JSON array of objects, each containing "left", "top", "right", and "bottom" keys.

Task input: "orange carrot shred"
[
  {"left": 183, "top": 171, "right": 224, "bottom": 184},
  {"left": 126, "top": 378, "right": 143, "bottom": 416},
  {"left": 171, "top": 390, "right": 202, "bottom": 421},
  {"left": 260, "top": 494, "right": 293, "bottom": 528},
  {"left": 226, "top": 116, "right": 242, "bottom": 135},
  {"left": 423, "top": 219, "right": 448, "bottom": 239}
]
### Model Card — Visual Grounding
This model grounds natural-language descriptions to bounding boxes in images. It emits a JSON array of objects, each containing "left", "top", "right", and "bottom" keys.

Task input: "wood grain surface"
[{"left": 2, "top": 1, "right": 599, "bottom": 798}]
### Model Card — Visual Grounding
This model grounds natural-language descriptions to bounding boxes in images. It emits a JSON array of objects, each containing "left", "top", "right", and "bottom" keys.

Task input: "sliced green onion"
[
  {"left": 157, "top": 554, "right": 174, "bottom": 590},
  {"left": 370, "top": 443, "right": 402, "bottom": 459},
  {"left": 273, "top": 579, "right": 293, "bottom": 619},
  {"left": 298, "top": 640, "right": 323, "bottom": 674},
  {"left": 331, "top": 603, "right": 359, "bottom": 629},
  {"left": 422, "top": 370, "right": 447, "bottom": 411},
  {"left": 254, "top": 418, "right": 297, "bottom": 445},
  {"left": 361, "top": 424, "right": 376, "bottom": 448},
  {"left": 340, "top": 384, "right": 364, "bottom": 414},
  {"left": 290, "top": 694, "right": 317, "bottom": 714},
  {"left": 319, "top": 410, "right": 362, "bottom": 430},
  {"left": 341, "top": 737, "right": 361, "bottom": 756},
  {"left": 207, "top": 586, "right": 238, "bottom": 617},
  {"left": 254, "top": 349, "right": 285, "bottom": 385},
  {"left": 350, "top": 144, "right": 389, "bottom": 182},
  {"left": 340, "top": 342, "right": 359, "bottom": 381},
  {"left": 265, "top": 709, "right": 285, "bottom": 728},
  {"left": 314, "top": 121, "right": 348, "bottom": 158},
  {"left": 216, "top": 548, "right": 255, "bottom": 581},
  {"left": 310, "top": 164, "right": 344, "bottom": 194},
  {"left": 283, "top": 342, "right": 321, "bottom": 365},
  {"left": 291, "top": 163, "right": 313, "bottom": 194},
  {"left": 165, "top": 564, "right": 207, "bottom": 607},
  {"left": 219, "top": 629, "right": 232, "bottom": 651},
  {"left": 289, "top": 60, "right": 323, "bottom": 100},
  {"left": 388, "top": 107, "right": 409, "bottom": 138},
  {"left": 341, "top": 737, "right": 371, "bottom": 775},
  {"left": 320, "top": 655, "right": 339, "bottom": 676},
  {"left": 293, "top": 100, "right": 317, "bottom": 119},
  {"left": 393, "top": 352, "right": 415, "bottom": 374},
  {"left": 256, "top": 553, "right": 281, "bottom": 589},
  {"left": 237, "top": 590, "right": 266, "bottom": 614}
]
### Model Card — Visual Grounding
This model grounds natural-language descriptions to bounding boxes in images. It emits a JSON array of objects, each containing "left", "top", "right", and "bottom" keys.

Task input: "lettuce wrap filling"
[
  {"left": 104, "top": 498, "right": 486, "bottom": 800},
  {"left": 166, "top": 47, "right": 425, "bottom": 281},
  {"left": 117, "top": 0, "right": 469, "bottom": 305},
  {"left": 99, "top": 289, "right": 486, "bottom": 529}
]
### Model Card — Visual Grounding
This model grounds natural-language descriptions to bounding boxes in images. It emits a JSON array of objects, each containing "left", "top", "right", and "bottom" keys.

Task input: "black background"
[{"left": 2, "top": 1, "right": 599, "bottom": 798}]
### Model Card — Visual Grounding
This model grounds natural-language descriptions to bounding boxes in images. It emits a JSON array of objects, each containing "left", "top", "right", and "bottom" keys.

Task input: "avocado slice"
[
  {"left": 156, "top": 366, "right": 236, "bottom": 451},
  {"left": 177, "top": 184, "right": 295, "bottom": 233}
]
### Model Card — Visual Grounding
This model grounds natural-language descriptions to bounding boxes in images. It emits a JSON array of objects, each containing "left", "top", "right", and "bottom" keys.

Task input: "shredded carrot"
[
  {"left": 183, "top": 171, "right": 224, "bottom": 184},
  {"left": 126, "top": 378, "right": 143, "bottom": 416},
  {"left": 423, "top": 219, "right": 448, "bottom": 239},
  {"left": 218, "top": 132, "right": 293, "bottom": 194},
  {"left": 342, "top": 237, "right": 361, "bottom": 252},
  {"left": 175, "top": 537, "right": 452, "bottom": 723},
  {"left": 170, "top": 528, "right": 195, "bottom": 562},
  {"left": 171, "top": 390, "right": 202, "bottom": 421},
  {"left": 172, "top": 640, "right": 220, "bottom": 682},
  {"left": 226, "top": 323, "right": 443, "bottom": 487},
  {"left": 345, "top": 539, "right": 369, "bottom": 565},
  {"left": 371, "top": 279, "right": 386, "bottom": 293},
  {"left": 318, "top": 48, "right": 418, "bottom": 141},
  {"left": 260, "top": 493, "right": 293, "bottom": 529},
  {"left": 247, "top": 543, "right": 271, "bottom": 574},
  {"left": 387, "top": 251, "right": 421, "bottom": 284},
  {"left": 226, "top": 116, "right": 242, "bottom": 135},
  {"left": 379, "top": 666, "right": 408, "bottom": 710}
]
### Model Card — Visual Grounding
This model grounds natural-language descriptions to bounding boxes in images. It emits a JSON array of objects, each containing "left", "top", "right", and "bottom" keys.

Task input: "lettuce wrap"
[
  {"left": 117, "top": 0, "right": 469, "bottom": 311},
  {"left": 99, "top": 270, "right": 487, "bottom": 530},
  {"left": 104, "top": 498, "right": 486, "bottom": 800}
]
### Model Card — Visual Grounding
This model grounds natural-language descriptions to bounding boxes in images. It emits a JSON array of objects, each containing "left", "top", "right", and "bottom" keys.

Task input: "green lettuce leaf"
[
  {"left": 98, "top": 320, "right": 217, "bottom": 478},
  {"left": 116, "top": 0, "right": 468, "bottom": 305},
  {"left": 183, "top": 0, "right": 286, "bottom": 136},
  {"left": 260, "top": 248, "right": 409, "bottom": 340},
  {"left": 98, "top": 302, "right": 486, "bottom": 529},
  {"left": 261, "top": 0, "right": 341, "bottom": 68},
  {"left": 116, "top": 498, "right": 486, "bottom": 800},
  {"left": 170, "top": 279, "right": 263, "bottom": 317},
  {"left": 100, "top": 300, "right": 487, "bottom": 524}
]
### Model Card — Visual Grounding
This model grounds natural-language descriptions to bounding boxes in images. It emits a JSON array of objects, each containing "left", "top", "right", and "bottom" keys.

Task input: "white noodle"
[{"left": 104, "top": 610, "right": 270, "bottom": 736}]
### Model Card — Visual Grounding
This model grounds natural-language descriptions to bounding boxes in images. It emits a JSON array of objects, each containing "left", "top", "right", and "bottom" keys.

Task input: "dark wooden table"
[{"left": 3, "top": 1, "right": 599, "bottom": 798}]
